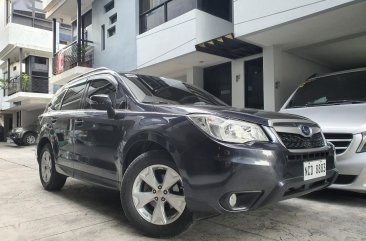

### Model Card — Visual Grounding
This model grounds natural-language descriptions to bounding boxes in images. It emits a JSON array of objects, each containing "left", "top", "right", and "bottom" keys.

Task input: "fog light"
[{"left": 229, "top": 194, "right": 237, "bottom": 208}]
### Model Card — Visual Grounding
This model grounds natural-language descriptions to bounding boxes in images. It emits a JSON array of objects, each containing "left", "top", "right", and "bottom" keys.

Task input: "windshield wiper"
[{"left": 306, "top": 100, "right": 365, "bottom": 107}]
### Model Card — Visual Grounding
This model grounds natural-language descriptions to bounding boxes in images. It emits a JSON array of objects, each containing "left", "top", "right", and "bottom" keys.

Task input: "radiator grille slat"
[
  {"left": 324, "top": 133, "right": 353, "bottom": 155},
  {"left": 278, "top": 132, "right": 325, "bottom": 149}
]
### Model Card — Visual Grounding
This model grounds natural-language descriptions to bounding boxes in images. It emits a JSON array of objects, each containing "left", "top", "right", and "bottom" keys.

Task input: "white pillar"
[
  {"left": 186, "top": 67, "right": 203, "bottom": 89},
  {"left": 263, "top": 46, "right": 282, "bottom": 111},
  {"left": 231, "top": 59, "right": 245, "bottom": 108}
]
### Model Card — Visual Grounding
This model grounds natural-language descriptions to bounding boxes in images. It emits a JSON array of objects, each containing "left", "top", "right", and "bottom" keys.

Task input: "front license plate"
[{"left": 303, "top": 159, "right": 326, "bottom": 181}]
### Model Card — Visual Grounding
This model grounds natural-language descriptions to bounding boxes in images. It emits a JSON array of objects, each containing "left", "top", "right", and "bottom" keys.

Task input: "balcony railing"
[
  {"left": 7, "top": 75, "right": 49, "bottom": 96},
  {"left": 53, "top": 40, "right": 94, "bottom": 75}
]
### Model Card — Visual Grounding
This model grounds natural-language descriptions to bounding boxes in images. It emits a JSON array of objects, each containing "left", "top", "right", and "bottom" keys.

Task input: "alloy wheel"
[
  {"left": 26, "top": 135, "right": 36, "bottom": 145},
  {"left": 132, "top": 165, "right": 186, "bottom": 225},
  {"left": 41, "top": 151, "right": 52, "bottom": 183}
]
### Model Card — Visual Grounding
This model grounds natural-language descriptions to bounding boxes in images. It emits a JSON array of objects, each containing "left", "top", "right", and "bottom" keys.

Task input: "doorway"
[
  {"left": 245, "top": 58, "right": 264, "bottom": 109},
  {"left": 204, "top": 62, "right": 232, "bottom": 105}
]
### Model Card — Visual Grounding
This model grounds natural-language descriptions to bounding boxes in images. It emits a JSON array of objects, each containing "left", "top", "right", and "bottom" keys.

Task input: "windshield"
[
  {"left": 121, "top": 74, "right": 227, "bottom": 106},
  {"left": 287, "top": 71, "right": 366, "bottom": 108}
]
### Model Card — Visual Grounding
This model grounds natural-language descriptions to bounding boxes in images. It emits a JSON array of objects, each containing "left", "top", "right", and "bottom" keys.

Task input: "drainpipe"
[
  {"left": 19, "top": 48, "right": 23, "bottom": 92},
  {"left": 52, "top": 18, "right": 57, "bottom": 55},
  {"left": 77, "top": 0, "right": 82, "bottom": 66}
]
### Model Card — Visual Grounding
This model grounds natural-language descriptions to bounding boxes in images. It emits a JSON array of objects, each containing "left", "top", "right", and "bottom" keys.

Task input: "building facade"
[
  {"left": 0, "top": 0, "right": 71, "bottom": 140},
  {"left": 44, "top": 0, "right": 366, "bottom": 110}
]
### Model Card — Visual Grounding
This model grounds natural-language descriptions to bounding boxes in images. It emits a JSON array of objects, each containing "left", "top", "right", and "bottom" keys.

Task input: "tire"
[
  {"left": 121, "top": 150, "right": 193, "bottom": 238},
  {"left": 38, "top": 144, "right": 67, "bottom": 191},
  {"left": 23, "top": 132, "right": 37, "bottom": 146}
]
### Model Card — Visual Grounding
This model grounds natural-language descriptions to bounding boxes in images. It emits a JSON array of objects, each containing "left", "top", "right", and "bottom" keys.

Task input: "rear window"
[{"left": 287, "top": 71, "right": 366, "bottom": 108}]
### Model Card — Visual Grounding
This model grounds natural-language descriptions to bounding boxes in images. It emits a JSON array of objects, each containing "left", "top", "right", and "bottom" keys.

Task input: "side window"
[
  {"left": 85, "top": 79, "right": 116, "bottom": 109},
  {"left": 61, "top": 84, "right": 86, "bottom": 110},
  {"left": 50, "top": 89, "right": 66, "bottom": 111}
]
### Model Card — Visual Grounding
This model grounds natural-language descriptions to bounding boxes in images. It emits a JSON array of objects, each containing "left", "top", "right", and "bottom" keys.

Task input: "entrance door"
[
  {"left": 204, "top": 62, "right": 232, "bottom": 105},
  {"left": 245, "top": 58, "right": 264, "bottom": 109}
]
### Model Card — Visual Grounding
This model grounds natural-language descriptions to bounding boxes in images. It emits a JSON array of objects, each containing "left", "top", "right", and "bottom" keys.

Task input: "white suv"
[{"left": 281, "top": 68, "right": 366, "bottom": 193}]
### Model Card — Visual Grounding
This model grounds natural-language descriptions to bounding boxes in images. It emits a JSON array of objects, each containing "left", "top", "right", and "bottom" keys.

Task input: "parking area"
[{"left": 0, "top": 142, "right": 365, "bottom": 241}]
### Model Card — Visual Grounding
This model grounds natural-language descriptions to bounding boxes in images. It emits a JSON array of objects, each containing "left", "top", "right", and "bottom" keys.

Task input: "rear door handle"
[
  {"left": 75, "top": 119, "right": 84, "bottom": 127},
  {"left": 51, "top": 117, "right": 58, "bottom": 123}
]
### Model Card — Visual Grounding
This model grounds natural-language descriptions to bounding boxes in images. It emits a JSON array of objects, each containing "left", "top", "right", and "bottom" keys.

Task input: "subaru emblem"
[{"left": 300, "top": 125, "right": 312, "bottom": 137}]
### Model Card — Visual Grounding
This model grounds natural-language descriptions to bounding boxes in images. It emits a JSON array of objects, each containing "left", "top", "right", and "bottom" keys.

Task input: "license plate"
[{"left": 303, "top": 159, "right": 326, "bottom": 181}]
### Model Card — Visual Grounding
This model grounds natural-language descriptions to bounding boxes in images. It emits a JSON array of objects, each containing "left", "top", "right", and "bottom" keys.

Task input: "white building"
[
  {"left": 0, "top": 0, "right": 71, "bottom": 140},
  {"left": 44, "top": 0, "right": 366, "bottom": 111}
]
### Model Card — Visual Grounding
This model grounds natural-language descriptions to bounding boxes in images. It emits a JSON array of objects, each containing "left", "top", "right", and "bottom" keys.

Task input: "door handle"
[
  {"left": 51, "top": 117, "right": 58, "bottom": 123},
  {"left": 75, "top": 119, "right": 84, "bottom": 127}
]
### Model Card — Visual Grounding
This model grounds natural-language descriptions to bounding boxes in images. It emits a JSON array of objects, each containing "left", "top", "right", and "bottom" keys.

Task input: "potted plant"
[{"left": 21, "top": 74, "right": 31, "bottom": 92}]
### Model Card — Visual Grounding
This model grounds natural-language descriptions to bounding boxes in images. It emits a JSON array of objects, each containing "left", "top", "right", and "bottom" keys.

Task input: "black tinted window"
[
  {"left": 287, "top": 71, "right": 366, "bottom": 108},
  {"left": 61, "top": 84, "right": 86, "bottom": 110},
  {"left": 122, "top": 74, "right": 226, "bottom": 106},
  {"left": 85, "top": 79, "right": 116, "bottom": 108}
]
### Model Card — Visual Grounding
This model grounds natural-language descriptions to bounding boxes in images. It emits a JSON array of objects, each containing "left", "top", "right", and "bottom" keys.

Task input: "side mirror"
[{"left": 90, "top": 94, "right": 115, "bottom": 119}]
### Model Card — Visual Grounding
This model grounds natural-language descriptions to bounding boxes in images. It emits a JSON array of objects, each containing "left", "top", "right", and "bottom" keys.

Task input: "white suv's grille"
[{"left": 323, "top": 133, "right": 353, "bottom": 155}]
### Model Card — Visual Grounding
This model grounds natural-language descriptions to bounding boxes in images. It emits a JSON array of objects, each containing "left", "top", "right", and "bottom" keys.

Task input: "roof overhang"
[
  {"left": 196, "top": 34, "right": 262, "bottom": 59},
  {"left": 44, "top": 0, "right": 93, "bottom": 24}
]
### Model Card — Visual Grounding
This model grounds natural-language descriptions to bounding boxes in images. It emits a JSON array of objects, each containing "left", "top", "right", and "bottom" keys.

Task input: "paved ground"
[{"left": 0, "top": 143, "right": 365, "bottom": 241}]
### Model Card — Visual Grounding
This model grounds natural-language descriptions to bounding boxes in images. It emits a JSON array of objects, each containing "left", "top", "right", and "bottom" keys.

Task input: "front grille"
[
  {"left": 323, "top": 133, "right": 353, "bottom": 155},
  {"left": 278, "top": 132, "right": 325, "bottom": 149},
  {"left": 285, "top": 151, "right": 334, "bottom": 179}
]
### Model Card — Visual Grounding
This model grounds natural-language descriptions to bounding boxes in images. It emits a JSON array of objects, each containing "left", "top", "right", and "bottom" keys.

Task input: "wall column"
[
  {"left": 77, "top": 0, "right": 82, "bottom": 66},
  {"left": 186, "top": 67, "right": 204, "bottom": 89},
  {"left": 263, "top": 46, "right": 282, "bottom": 111},
  {"left": 231, "top": 59, "right": 245, "bottom": 108}
]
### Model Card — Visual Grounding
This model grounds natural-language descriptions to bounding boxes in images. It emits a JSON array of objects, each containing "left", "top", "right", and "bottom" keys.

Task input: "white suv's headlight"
[
  {"left": 188, "top": 115, "right": 269, "bottom": 144},
  {"left": 357, "top": 132, "right": 366, "bottom": 153}
]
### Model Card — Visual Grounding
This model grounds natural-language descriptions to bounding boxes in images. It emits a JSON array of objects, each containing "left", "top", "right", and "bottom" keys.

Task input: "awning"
[{"left": 196, "top": 33, "right": 262, "bottom": 59}]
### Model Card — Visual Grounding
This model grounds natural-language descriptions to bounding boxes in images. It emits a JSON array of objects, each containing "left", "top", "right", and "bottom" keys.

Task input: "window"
[
  {"left": 101, "top": 25, "right": 106, "bottom": 50},
  {"left": 107, "top": 26, "right": 116, "bottom": 37},
  {"left": 104, "top": 1, "right": 114, "bottom": 13},
  {"left": 197, "top": 0, "right": 232, "bottom": 22},
  {"left": 110, "top": 13, "right": 117, "bottom": 24},
  {"left": 16, "top": 111, "right": 22, "bottom": 127},
  {"left": 34, "top": 57, "right": 47, "bottom": 65},
  {"left": 139, "top": 0, "right": 196, "bottom": 33},
  {"left": 85, "top": 79, "right": 116, "bottom": 109},
  {"left": 61, "top": 84, "right": 86, "bottom": 110},
  {"left": 50, "top": 89, "right": 67, "bottom": 111}
]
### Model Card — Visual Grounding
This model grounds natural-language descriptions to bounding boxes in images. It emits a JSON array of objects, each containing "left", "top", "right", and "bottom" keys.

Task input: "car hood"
[
  {"left": 281, "top": 103, "right": 366, "bottom": 134},
  {"left": 155, "top": 105, "right": 309, "bottom": 126}
]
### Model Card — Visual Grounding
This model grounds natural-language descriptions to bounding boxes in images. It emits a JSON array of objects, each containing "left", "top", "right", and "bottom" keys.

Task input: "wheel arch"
[
  {"left": 37, "top": 137, "right": 52, "bottom": 163},
  {"left": 122, "top": 132, "right": 179, "bottom": 174}
]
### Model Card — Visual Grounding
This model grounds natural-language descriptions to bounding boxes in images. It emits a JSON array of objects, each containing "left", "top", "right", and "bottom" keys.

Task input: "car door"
[
  {"left": 52, "top": 81, "right": 87, "bottom": 175},
  {"left": 73, "top": 75, "right": 122, "bottom": 187}
]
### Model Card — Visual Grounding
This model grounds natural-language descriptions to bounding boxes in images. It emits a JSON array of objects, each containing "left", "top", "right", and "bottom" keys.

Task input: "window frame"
[
  {"left": 139, "top": 0, "right": 197, "bottom": 34},
  {"left": 60, "top": 81, "right": 88, "bottom": 111},
  {"left": 81, "top": 75, "right": 119, "bottom": 110}
]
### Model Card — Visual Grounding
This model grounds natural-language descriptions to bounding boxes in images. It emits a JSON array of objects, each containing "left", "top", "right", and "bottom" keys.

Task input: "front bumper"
[
  {"left": 328, "top": 134, "right": 366, "bottom": 193},
  {"left": 178, "top": 138, "right": 337, "bottom": 219},
  {"left": 9, "top": 132, "right": 23, "bottom": 142}
]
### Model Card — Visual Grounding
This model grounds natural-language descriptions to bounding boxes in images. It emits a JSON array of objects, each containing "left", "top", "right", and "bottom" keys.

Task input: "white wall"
[
  {"left": 263, "top": 46, "right": 331, "bottom": 111},
  {"left": 92, "top": 0, "right": 138, "bottom": 72},
  {"left": 21, "top": 109, "right": 43, "bottom": 127},
  {"left": 137, "top": 9, "right": 233, "bottom": 69},
  {"left": 234, "top": 0, "right": 355, "bottom": 38}
]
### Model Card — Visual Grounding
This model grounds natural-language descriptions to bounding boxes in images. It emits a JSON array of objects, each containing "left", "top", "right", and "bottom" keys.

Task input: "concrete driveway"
[{"left": 0, "top": 142, "right": 365, "bottom": 241}]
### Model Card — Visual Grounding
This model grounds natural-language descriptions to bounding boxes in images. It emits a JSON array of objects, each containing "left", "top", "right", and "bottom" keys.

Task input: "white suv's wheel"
[{"left": 121, "top": 151, "right": 192, "bottom": 238}]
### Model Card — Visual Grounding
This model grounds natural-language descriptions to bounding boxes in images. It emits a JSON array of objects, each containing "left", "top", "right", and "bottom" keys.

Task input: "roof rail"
[{"left": 67, "top": 67, "right": 111, "bottom": 83}]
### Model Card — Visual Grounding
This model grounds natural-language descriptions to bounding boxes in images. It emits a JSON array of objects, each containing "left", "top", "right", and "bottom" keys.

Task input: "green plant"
[
  {"left": 21, "top": 74, "right": 31, "bottom": 92},
  {"left": 0, "top": 78, "right": 10, "bottom": 89}
]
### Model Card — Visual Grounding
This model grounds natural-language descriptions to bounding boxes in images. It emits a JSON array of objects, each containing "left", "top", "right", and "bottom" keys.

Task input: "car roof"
[{"left": 309, "top": 67, "right": 366, "bottom": 81}]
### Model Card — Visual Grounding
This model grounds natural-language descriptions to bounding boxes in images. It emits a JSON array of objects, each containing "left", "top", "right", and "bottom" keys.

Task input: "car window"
[
  {"left": 61, "top": 84, "right": 86, "bottom": 110},
  {"left": 50, "top": 89, "right": 67, "bottom": 111},
  {"left": 287, "top": 71, "right": 366, "bottom": 108},
  {"left": 85, "top": 79, "right": 117, "bottom": 109}
]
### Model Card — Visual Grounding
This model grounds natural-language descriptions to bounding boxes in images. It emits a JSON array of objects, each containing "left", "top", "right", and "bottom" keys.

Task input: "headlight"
[
  {"left": 188, "top": 115, "right": 269, "bottom": 144},
  {"left": 357, "top": 132, "right": 366, "bottom": 153}
]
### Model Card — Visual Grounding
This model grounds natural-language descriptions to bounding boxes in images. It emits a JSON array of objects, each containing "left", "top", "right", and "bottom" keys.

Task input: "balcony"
[
  {"left": 7, "top": 75, "right": 49, "bottom": 96},
  {"left": 3, "top": 75, "right": 53, "bottom": 111},
  {"left": 51, "top": 40, "right": 94, "bottom": 85}
]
